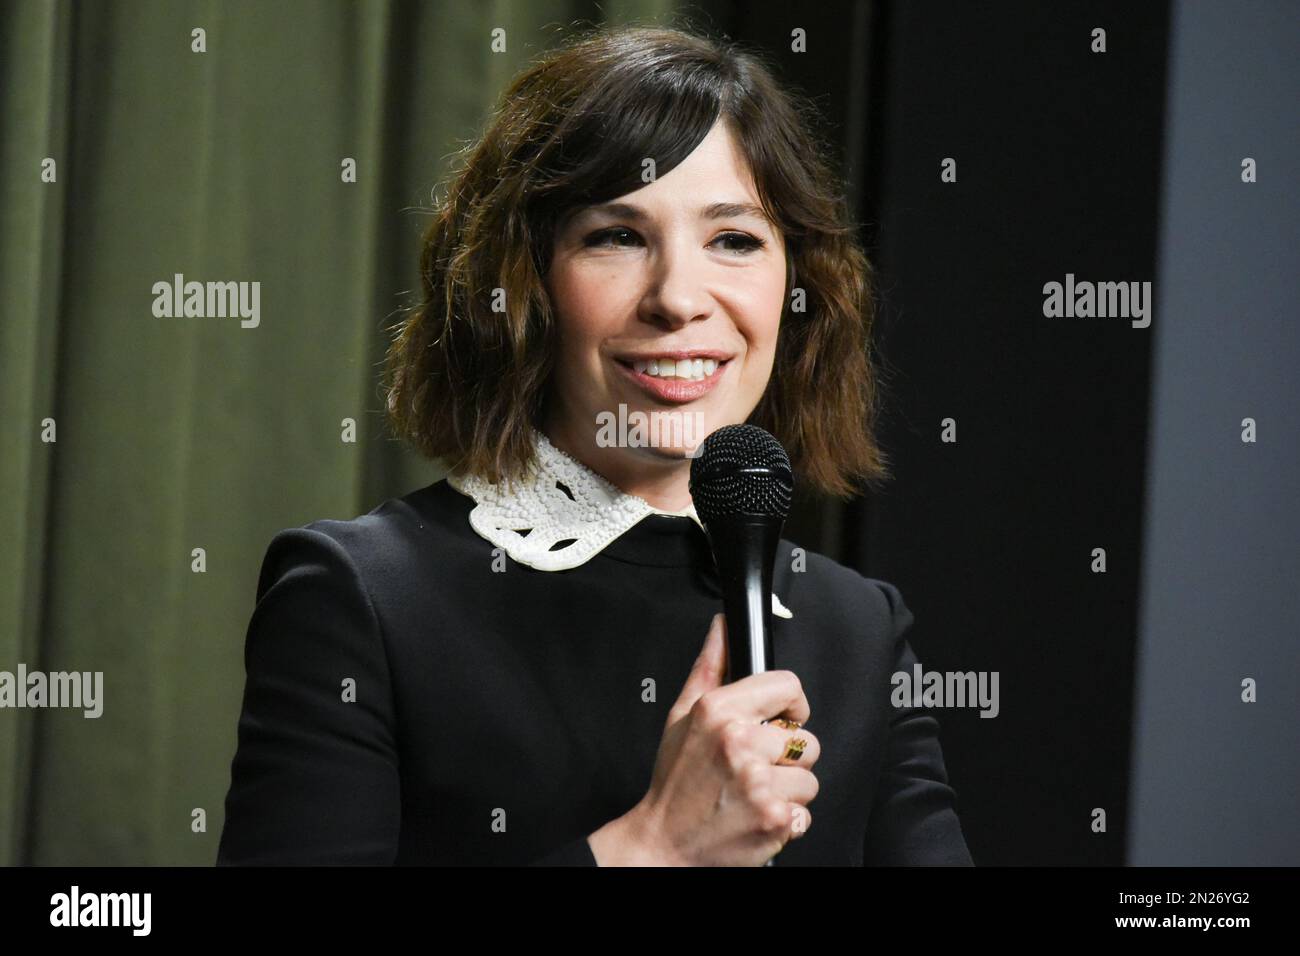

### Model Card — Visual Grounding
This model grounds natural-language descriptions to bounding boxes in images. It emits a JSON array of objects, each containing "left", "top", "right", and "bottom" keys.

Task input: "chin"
[
  {"left": 589, "top": 393, "right": 716, "bottom": 455},
  {"left": 627, "top": 441, "right": 694, "bottom": 464}
]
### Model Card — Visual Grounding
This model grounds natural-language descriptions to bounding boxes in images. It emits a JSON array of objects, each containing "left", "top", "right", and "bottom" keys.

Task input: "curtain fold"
[
  {"left": 0, "top": 0, "right": 675, "bottom": 866},
  {"left": 0, "top": 0, "right": 75, "bottom": 869}
]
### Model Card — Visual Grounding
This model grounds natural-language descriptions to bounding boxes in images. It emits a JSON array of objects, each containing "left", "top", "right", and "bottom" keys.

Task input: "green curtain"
[{"left": 0, "top": 0, "right": 680, "bottom": 866}]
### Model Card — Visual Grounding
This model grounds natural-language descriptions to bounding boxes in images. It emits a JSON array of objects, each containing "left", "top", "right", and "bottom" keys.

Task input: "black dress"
[{"left": 216, "top": 479, "right": 974, "bottom": 865}]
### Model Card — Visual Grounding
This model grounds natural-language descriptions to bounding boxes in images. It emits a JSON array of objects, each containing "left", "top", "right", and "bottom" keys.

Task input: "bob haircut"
[{"left": 384, "top": 23, "right": 890, "bottom": 499}]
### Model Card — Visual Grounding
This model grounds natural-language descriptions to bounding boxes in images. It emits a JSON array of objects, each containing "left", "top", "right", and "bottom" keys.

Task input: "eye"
[
  {"left": 581, "top": 227, "right": 767, "bottom": 254},
  {"left": 584, "top": 227, "right": 642, "bottom": 248},
  {"left": 712, "top": 231, "right": 766, "bottom": 254}
]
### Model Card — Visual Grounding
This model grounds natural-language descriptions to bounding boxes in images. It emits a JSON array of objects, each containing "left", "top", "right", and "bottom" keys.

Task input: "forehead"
[{"left": 668, "top": 120, "right": 754, "bottom": 181}]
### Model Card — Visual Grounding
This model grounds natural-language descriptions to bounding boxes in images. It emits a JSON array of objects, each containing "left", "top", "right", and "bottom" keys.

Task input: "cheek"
[
  {"left": 550, "top": 264, "right": 626, "bottom": 346},
  {"left": 733, "top": 267, "right": 786, "bottom": 355}
]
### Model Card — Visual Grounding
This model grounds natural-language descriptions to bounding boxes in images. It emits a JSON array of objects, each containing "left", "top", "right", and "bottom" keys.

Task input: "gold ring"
[
  {"left": 780, "top": 736, "right": 807, "bottom": 763},
  {"left": 767, "top": 717, "right": 802, "bottom": 730}
]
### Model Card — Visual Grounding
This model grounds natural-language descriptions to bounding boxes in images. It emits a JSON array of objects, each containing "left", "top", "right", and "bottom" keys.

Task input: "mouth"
[{"left": 612, "top": 351, "right": 734, "bottom": 404}]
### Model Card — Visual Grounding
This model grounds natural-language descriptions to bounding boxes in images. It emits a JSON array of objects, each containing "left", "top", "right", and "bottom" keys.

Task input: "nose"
[{"left": 637, "top": 239, "right": 714, "bottom": 331}]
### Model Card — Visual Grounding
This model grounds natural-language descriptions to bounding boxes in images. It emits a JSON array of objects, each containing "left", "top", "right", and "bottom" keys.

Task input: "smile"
[
  {"left": 630, "top": 357, "right": 716, "bottom": 381},
  {"left": 613, "top": 353, "right": 732, "bottom": 404}
]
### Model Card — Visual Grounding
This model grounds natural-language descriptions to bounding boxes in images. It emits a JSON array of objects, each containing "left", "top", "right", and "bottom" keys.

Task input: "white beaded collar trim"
[{"left": 447, "top": 430, "right": 793, "bottom": 619}]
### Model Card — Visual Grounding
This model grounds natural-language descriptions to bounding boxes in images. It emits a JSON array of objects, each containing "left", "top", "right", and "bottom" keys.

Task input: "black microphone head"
[{"left": 689, "top": 424, "right": 794, "bottom": 521}]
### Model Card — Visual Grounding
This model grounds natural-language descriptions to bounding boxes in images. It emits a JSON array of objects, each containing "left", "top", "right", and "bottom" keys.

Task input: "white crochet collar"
[{"left": 447, "top": 430, "right": 793, "bottom": 618}]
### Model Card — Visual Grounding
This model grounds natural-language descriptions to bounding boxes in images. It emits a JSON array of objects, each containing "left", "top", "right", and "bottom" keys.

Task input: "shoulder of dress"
[
  {"left": 775, "top": 538, "right": 906, "bottom": 630},
  {"left": 269, "top": 480, "right": 460, "bottom": 580}
]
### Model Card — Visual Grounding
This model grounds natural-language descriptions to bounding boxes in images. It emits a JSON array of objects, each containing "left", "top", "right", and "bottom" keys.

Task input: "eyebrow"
[{"left": 575, "top": 200, "right": 773, "bottom": 226}]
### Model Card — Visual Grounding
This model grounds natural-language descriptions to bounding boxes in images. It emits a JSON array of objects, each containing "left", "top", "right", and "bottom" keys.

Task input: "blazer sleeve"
[
  {"left": 217, "top": 526, "right": 402, "bottom": 865},
  {"left": 862, "top": 581, "right": 975, "bottom": 866}
]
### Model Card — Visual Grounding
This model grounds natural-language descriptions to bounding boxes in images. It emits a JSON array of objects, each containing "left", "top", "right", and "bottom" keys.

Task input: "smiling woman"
[
  {"left": 384, "top": 23, "right": 889, "bottom": 503},
  {"left": 217, "top": 23, "right": 974, "bottom": 867},
  {"left": 542, "top": 119, "right": 787, "bottom": 509}
]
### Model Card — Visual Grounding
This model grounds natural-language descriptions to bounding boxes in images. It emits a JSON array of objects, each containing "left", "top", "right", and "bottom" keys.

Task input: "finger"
[
  {"left": 668, "top": 613, "right": 728, "bottom": 723},
  {"left": 755, "top": 725, "right": 822, "bottom": 768},
  {"left": 786, "top": 804, "right": 814, "bottom": 841},
  {"left": 753, "top": 782, "right": 817, "bottom": 850},
  {"left": 767, "top": 765, "right": 820, "bottom": 808},
  {"left": 701, "top": 668, "right": 811, "bottom": 726}
]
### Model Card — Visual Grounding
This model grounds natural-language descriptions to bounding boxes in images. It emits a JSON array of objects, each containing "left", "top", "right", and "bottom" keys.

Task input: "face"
[{"left": 542, "top": 119, "right": 787, "bottom": 480}]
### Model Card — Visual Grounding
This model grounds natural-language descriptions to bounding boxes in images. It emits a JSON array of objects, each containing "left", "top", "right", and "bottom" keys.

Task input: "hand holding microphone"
[
  {"left": 588, "top": 426, "right": 819, "bottom": 866},
  {"left": 592, "top": 612, "right": 820, "bottom": 866}
]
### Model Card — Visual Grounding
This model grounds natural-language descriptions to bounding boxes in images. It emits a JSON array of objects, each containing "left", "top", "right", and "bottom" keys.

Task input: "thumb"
[{"left": 671, "top": 613, "right": 728, "bottom": 720}]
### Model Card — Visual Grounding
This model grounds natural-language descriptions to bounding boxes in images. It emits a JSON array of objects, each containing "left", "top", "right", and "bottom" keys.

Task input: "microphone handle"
[
  {"left": 707, "top": 515, "right": 787, "bottom": 866},
  {"left": 710, "top": 515, "right": 782, "bottom": 683}
]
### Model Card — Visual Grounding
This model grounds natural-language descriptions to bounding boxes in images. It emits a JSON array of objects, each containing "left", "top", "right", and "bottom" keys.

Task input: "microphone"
[{"left": 689, "top": 424, "right": 794, "bottom": 683}]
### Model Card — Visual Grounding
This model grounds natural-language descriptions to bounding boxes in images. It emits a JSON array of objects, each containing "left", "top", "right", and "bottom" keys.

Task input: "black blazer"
[{"left": 217, "top": 479, "right": 974, "bottom": 865}]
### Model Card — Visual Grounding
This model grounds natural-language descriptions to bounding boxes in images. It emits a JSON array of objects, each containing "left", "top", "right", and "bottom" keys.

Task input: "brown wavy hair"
[{"left": 383, "top": 22, "right": 890, "bottom": 499}]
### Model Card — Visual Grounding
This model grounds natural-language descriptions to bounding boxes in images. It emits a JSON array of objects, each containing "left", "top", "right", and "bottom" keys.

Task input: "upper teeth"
[{"left": 631, "top": 358, "right": 718, "bottom": 381}]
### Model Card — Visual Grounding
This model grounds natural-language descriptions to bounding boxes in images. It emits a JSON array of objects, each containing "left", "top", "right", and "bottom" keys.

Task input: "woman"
[{"left": 217, "top": 24, "right": 973, "bottom": 866}]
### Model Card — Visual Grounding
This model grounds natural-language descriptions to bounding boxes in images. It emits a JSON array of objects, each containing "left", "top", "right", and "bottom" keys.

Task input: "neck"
[{"left": 541, "top": 416, "right": 695, "bottom": 512}]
